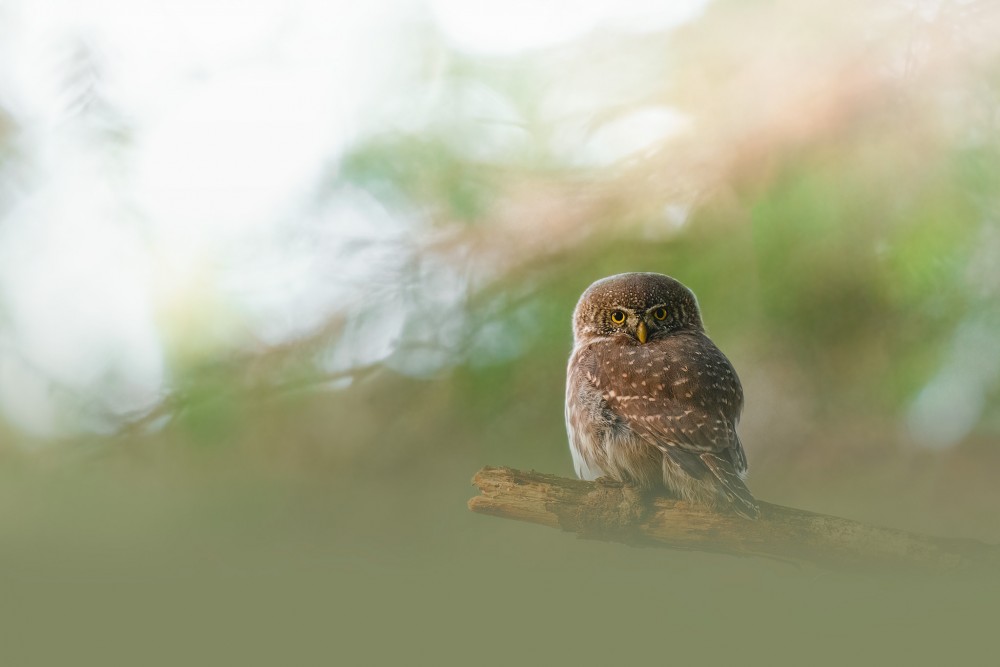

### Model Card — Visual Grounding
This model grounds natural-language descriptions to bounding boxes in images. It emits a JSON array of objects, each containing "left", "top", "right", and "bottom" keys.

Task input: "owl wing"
[{"left": 596, "top": 334, "right": 759, "bottom": 518}]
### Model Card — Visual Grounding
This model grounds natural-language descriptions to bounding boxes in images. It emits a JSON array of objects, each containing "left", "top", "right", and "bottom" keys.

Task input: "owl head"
[{"left": 572, "top": 272, "right": 704, "bottom": 345}]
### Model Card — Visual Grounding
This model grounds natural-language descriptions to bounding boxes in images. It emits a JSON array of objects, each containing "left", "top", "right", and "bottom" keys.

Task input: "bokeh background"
[{"left": 1, "top": 0, "right": 999, "bottom": 664}]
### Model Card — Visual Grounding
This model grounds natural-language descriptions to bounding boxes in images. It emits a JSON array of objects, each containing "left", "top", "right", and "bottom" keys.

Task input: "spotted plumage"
[{"left": 565, "top": 272, "right": 760, "bottom": 519}]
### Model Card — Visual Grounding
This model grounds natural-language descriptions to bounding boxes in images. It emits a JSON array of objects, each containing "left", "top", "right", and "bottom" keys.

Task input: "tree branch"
[{"left": 468, "top": 466, "right": 1000, "bottom": 571}]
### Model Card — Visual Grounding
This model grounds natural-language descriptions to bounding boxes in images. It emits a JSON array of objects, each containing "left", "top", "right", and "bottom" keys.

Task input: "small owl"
[{"left": 565, "top": 272, "right": 760, "bottom": 519}]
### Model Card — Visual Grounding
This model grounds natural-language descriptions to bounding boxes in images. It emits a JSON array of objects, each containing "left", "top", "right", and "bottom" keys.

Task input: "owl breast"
[
  {"left": 565, "top": 342, "right": 664, "bottom": 487},
  {"left": 565, "top": 346, "right": 610, "bottom": 480}
]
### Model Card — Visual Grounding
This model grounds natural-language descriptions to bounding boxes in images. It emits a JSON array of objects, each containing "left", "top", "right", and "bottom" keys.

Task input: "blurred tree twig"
[{"left": 469, "top": 466, "right": 1000, "bottom": 571}]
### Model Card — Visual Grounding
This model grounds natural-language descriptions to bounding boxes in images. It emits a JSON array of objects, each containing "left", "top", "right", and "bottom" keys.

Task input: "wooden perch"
[{"left": 468, "top": 466, "right": 1000, "bottom": 571}]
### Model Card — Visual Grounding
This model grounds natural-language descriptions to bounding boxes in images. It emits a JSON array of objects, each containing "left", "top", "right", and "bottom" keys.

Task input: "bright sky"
[{"left": 0, "top": 0, "right": 707, "bottom": 437}]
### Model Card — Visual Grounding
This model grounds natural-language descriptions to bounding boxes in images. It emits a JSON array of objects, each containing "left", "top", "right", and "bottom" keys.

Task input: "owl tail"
[{"left": 700, "top": 453, "right": 761, "bottom": 520}]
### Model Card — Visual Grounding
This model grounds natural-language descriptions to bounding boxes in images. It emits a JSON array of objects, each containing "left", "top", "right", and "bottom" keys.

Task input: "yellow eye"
[
  {"left": 653, "top": 308, "right": 668, "bottom": 321},
  {"left": 610, "top": 310, "right": 626, "bottom": 324}
]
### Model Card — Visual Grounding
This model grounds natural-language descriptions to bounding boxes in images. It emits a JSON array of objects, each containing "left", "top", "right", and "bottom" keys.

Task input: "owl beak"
[{"left": 636, "top": 321, "right": 648, "bottom": 344}]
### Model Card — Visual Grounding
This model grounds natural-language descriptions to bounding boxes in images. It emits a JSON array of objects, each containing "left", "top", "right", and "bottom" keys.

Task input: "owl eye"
[
  {"left": 610, "top": 310, "right": 626, "bottom": 324},
  {"left": 653, "top": 307, "right": 668, "bottom": 321}
]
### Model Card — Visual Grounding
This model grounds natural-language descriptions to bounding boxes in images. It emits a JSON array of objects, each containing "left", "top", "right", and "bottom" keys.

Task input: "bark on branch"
[{"left": 468, "top": 466, "right": 1000, "bottom": 571}]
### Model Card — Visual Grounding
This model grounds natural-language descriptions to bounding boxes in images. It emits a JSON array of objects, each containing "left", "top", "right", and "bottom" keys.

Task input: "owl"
[{"left": 565, "top": 272, "right": 760, "bottom": 519}]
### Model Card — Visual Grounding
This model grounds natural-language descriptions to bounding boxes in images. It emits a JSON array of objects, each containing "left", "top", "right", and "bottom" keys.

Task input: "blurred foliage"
[
  {"left": 0, "top": 0, "right": 996, "bottom": 509},
  {"left": 0, "top": 0, "right": 995, "bottom": 499}
]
